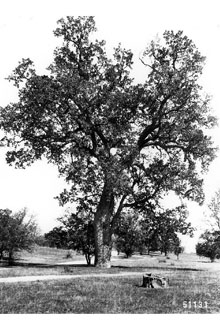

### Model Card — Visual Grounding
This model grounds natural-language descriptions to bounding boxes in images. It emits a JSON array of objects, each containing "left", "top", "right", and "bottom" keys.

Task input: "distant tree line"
[{"left": 43, "top": 207, "right": 187, "bottom": 264}]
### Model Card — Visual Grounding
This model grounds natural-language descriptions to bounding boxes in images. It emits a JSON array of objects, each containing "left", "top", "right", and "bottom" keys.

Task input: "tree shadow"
[
  {"left": 111, "top": 265, "right": 202, "bottom": 272},
  {"left": 133, "top": 283, "right": 168, "bottom": 289},
  {"left": 0, "top": 260, "right": 203, "bottom": 272},
  {"left": 0, "top": 260, "right": 91, "bottom": 268}
]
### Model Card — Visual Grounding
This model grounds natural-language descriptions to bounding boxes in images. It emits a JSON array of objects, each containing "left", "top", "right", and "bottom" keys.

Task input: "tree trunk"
[
  {"left": 8, "top": 251, "right": 14, "bottom": 266},
  {"left": 94, "top": 181, "right": 114, "bottom": 268},
  {"left": 85, "top": 253, "right": 91, "bottom": 266}
]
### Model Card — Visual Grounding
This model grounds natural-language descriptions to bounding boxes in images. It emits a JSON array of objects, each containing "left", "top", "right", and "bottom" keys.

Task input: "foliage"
[
  {"left": 44, "top": 226, "right": 68, "bottom": 249},
  {"left": 114, "top": 211, "right": 142, "bottom": 257},
  {"left": 58, "top": 210, "right": 95, "bottom": 265},
  {"left": 173, "top": 239, "right": 184, "bottom": 259},
  {"left": 158, "top": 232, "right": 179, "bottom": 256},
  {"left": 139, "top": 205, "right": 193, "bottom": 255},
  {"left": 35, "top": 234, "right": 48, "bottom": 247},
  {"left": 156, "top": 207, "right": 193, "bottom": 256},
  {"left": 0, "top": 16, "right": 217, "bottom": 266},
  {"left": 45, "top": 210, "right": 96, "bottom": 265},
  {"left": 0, "top": 208, "right": 38, "bottom": 263},
  {"left": 114, "top": 205, "right": 191, "bottom": 257},
  {"left": 196, "top": 230, "right": 220, "bottom": 262}
]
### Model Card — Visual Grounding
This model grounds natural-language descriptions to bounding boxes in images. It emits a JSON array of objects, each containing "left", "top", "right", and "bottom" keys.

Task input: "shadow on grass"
[
  {"left": 0, "top": 260, "right": 91, "bottom": 269},
  {"left": 0, "top": 261, "right": 202, "bottom": 272},
  {"left": 111, "top": 265, "right": 201, "bottom": 272},
  {"left": 133, "top": 284, "right": 167, "bottom": 289}
]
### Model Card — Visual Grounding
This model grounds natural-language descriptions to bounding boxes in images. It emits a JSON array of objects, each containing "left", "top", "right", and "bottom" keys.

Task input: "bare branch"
[{"left": 139, "top": 56, "right": 161, "bottom": 75}]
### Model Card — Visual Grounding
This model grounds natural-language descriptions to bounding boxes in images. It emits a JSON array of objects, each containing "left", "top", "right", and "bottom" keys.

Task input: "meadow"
[{"left": 0, "top": 246, "right": 220, "bottom": 313}]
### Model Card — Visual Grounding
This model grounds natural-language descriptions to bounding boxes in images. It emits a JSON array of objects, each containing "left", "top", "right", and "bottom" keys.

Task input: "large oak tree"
[{"left": 0, "top": 17, "right": 217, "bottom": 267}]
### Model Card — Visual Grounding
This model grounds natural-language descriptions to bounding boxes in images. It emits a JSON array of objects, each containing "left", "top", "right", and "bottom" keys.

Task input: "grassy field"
[{"left": 0, "top": 246, "right": 220, "bottom": 313}]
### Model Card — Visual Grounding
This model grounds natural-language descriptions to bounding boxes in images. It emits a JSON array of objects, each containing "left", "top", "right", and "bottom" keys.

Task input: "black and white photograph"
[{"left": 0, "top": 0, "right": 220, "bottom": 319}]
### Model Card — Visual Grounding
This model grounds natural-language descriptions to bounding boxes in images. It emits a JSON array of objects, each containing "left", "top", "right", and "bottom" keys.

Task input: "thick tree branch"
[{"left": 111, "top": 194, "right": 128, "bottom": 228}]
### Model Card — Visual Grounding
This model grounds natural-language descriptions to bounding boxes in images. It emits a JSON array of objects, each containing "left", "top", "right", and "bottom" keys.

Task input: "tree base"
[
  {"left": 95, "top": 260, "right": 111, "bottom": 268},
  {"left": 142, "top": 273, "right": 169, "bottom": 288}
]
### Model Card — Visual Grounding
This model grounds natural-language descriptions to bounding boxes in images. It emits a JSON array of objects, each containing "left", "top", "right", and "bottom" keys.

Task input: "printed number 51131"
[{"left": 183, "top": 301, "right": 208, "bottom": 309}]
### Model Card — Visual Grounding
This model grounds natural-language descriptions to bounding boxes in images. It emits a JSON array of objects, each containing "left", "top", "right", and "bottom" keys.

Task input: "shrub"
[{"left": 196, "top": 230, "right": 220, "bottom": 262}]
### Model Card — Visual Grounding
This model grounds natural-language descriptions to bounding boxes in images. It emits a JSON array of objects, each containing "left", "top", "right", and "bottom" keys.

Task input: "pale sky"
[{"left": 0, "top": 0, "right": 220, "bottom": 251}]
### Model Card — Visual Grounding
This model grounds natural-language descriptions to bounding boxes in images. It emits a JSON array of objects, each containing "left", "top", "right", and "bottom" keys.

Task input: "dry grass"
[
  {"left": 0, "top": 269, "right": 220, "bottom": 313},
  {"left": 0, "top": 247, "right": 220, "bottom": 313}
]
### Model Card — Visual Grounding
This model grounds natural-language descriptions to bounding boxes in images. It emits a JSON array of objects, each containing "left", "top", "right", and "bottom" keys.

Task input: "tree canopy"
[
  {"left": 196, "top": 230, "right": 220, "bottom": 262},
  {"left": 142, "top": 206, "right": 193, "bottom": 256},
  {"left": 114, "top": 207, "right": 190, "bottom": 257},
  {"left": 0, "top": 16, "right": 217, "bottom": 267},
  {"left": 114, "top": 211, "right": 142, "bottom": 258},
  {"left": 44, "top": 226, "right": 68, "bottom": 249},
  {"left": 58, "top": 210, "right": 95, "bottom": 265},
  {"left": 0, "top": 208, "right": 38, "bottom": 263}
]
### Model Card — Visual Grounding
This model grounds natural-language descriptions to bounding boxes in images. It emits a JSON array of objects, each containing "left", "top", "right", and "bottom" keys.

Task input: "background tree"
[
  {"left": 35, "top": 234, "right": 48, "bottom": 247},
  {"left": 158, "top": 232, "right": 179, "bottom": 256},
  {"left": 44, "top": 226, "right": 68, "bottom": 249},
  {"left": 0, "top": 17, "right": 217, "bottom": 267},
  {"left": 208, "top": 189, "right": 220, "bottom": 230},
  {"left": 114, "top": 206, "right": 191, "bottom": 257},
  {"left": 58, "top": 210, "right": 95, "bottom": 265},
  {"left": 174, "top": 243, "right": 184, "bottom": 260},
  {"left": 114, "top": 211, "right": 142, "bottom": 258},
  {"left": 137, "top": 213, "right": 160, "bottom": 255},
  {"left": 196, "top": 230, "right": 220, "bottom": 262},
  {"left": 0, "top": 208, "right": 38, "bottom": 264},
  {"left": 138, "top": 205, "right": 193, "bottom": 256},
  {"left": 154, "top": 207, "right": 193, "bottom": 256}
]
